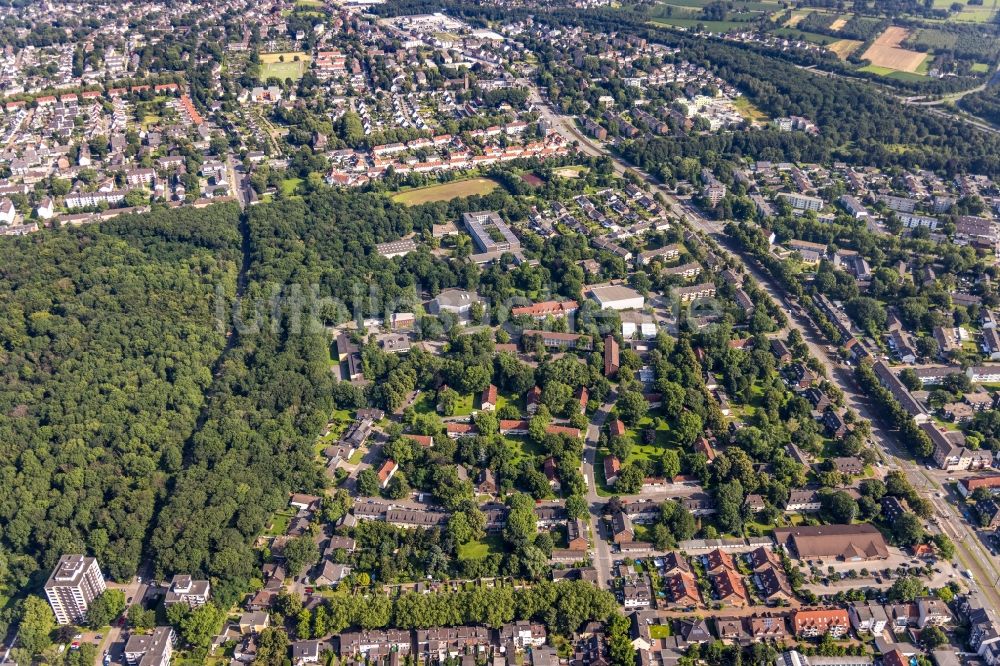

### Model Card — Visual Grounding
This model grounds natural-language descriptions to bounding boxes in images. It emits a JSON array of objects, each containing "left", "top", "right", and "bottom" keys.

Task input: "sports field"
[
  {"left": 862, "top": 27, "right": 928, "bottom": 73},
  {"left": 391, "top": 178, "right": 500, "bottom": 206},
  {"left": 259, "top": 52, "right": 310, "bottom": 81}
]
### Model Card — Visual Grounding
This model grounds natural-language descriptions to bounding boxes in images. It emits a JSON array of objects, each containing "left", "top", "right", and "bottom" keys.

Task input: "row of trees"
[{"left": 287, "top": 579, "right": 616, "bottom": 638}]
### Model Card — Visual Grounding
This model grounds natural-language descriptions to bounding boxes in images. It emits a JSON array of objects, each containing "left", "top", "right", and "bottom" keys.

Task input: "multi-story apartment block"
[{"left": 44, "top": 554, "right": 107, "bottom": 625}]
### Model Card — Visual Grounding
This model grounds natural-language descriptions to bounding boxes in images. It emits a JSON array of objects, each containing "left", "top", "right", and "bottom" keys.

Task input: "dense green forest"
[
  {"left": 958, "top": 84, "right": 1000, "bottom": 126},
  {"left": 0, "top": 204, "right": 242, "bottom": 630},
  {"left": 148, "top": 189, "right": 470, "bottom": 604}
]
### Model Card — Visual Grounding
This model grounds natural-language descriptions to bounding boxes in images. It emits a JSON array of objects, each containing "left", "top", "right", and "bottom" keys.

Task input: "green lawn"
[
  {"left": 595, "top": 451, "right": 615, "bottom": 497},
  {"left": 649, "top": 624, "right": 672, "bottom": 639},
  {"left": 887, "top": 70, "right": 932, "bottom": 82},
  {"left": 454, "top": 393, "right": 474, "bottom": 416},
  {"left": 972, "top": 62, "right": 990, "bottom": 73},
  {"left": 505, "top": 435, "right": 545, "bottom": 463},
  {"left": 280, "top": 178, "right": 302, "bottom": 196},
  {"left": 858, "top": 64, "right": 897, "bottom": 76},
  {"left": 412, "top": 392, "right": 437, "bottom": 415},
  {"left": 458, "top": 535, "right": 504, "bottom": 560},
  {"left": 626, "top": 414, "right": 672, "bottom": 452},
  {"left": 412, "top": 391, "right": 473, "bottom": 416},
  {"left": 265, "top": 510, "right": 296, "bottom": 537}
]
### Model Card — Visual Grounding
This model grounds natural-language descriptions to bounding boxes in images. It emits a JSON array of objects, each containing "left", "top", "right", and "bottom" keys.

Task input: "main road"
[{"left": 531, "top": 84, "right": 1000, "bottom": 611}]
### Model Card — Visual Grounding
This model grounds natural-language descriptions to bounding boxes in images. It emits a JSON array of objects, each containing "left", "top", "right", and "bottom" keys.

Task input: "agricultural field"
[
  {"left": 784, "top": 11, "right": 808, "bottom": 27},
  {"left": 259, "top": 51, "right": 310, "bottom": 81},
  {"left": 391, "top": 177, "right": 500, "bottom": 206},
  {"left": 649, "top": 0, "right": 783, "bottom": 30},
  {"left": 932, "top": 0, "right": 999, "bottom": 22},
  {"left": 829, "top": 17, "right": 848, "bottom": 31},
  {"left": 829, "top": 38, "right": 863, "bottom": 59},
  {"left": 650, "top": 17, "right": 752, "bottom": 31},
  {"left": 774, "top": 27, "right": 840, "bottom": 45},
  {"left": 861, "top": 27, "right": 929, "bottom": 73}
]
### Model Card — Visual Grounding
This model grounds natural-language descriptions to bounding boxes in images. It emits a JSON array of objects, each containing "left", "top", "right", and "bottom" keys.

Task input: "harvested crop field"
[
  {"left": 829, "top": 17, "right": 847, "bottom": 31},
  {"left": 785, "top": 11, "right": 807, "bottom": 27},
  {"left": 861, "top": 27, "right": 927, "bottom": 73},
  {"left": 828, "top": 38, "right": 862, "bottom": 59}
]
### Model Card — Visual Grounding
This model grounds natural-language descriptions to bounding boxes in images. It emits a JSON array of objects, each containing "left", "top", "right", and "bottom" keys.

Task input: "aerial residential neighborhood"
[{"left": 4, "top": 0, "right": 1000, "bottom": 665}]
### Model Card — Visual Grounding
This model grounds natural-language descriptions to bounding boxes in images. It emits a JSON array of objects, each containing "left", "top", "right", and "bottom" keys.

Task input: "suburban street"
[
  {"left": 583, "top": 392, "right": 617, "bottom": 590},
  {"left": 531, "top": 85, "right": 1000, "bottom": 613}
]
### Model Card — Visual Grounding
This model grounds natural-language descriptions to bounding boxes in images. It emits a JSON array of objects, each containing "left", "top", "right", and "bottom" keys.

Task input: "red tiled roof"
[
  {"left": 376, "top": 459, "right": 397, "bottom": 483},
  {"left": 405, "top": 434, "right": 434, "bottom": 447}
]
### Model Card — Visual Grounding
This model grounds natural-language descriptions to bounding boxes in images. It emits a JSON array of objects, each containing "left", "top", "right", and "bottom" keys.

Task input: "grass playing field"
[
  {"left": 259, "top": 52, "right": 310, "bottom": 81},
  {"left": 391, "top": 178, "right": 500, "bottom": 206}
]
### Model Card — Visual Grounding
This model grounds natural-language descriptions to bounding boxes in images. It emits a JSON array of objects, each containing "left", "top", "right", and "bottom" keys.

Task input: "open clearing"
[
  {"left": 861, "top": 27, "right": 928, "bottom": 73},
  {"left": 828, "top": 17, "right": 847, "bottom": 31},
  {"left": 554, "top": 166, "right": 588, "bottom": 178},
  {"left": 828, "top": 38, "right": 863, "bottom": 60},
  {"left": 733, "top": 96, "right": 769, "bottom": 123},
  {"left": 392, "top": 177, "right": 500, "bottom": 206}
]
